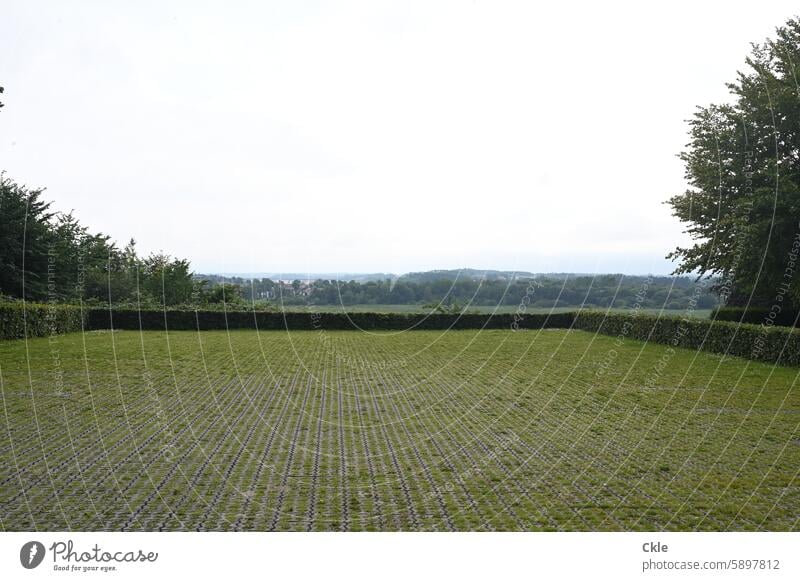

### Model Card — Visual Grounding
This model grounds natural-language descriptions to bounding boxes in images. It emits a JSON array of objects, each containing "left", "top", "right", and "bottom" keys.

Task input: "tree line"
[
  {"left": 0, "top": 174, "right": 218, "bottom": 306},
  {"left": 0, "top": 171, "right": 719, "bottom": 311},
  {"left": 205, "top": 274, "right": 718, "bottom": 310}
]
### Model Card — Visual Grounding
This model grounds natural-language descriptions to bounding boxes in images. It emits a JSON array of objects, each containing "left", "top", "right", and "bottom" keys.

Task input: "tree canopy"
[
  {"left": 0, "top": 174, "right": 200, "bottom": 306},
  {"left": 667, "top": 18, "right": 800, "bottom": 310}
]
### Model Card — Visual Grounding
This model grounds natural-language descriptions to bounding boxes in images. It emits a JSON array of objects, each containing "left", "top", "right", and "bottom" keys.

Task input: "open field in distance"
[{"left": 270, "top": 305, "right": 716, "bottom": 318}]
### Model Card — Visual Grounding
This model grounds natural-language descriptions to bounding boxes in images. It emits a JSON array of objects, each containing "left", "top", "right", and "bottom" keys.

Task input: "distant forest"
[{"left": 202, "top": 274, "right": 719, "bottom": 311}]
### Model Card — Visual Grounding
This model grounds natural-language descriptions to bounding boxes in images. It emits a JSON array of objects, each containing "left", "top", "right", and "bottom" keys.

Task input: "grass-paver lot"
[{"left": 1, "top": 328, "right": 798, "bottom": 531}]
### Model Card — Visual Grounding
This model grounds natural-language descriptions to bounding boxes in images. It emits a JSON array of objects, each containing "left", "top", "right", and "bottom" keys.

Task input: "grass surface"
[{"left": 1, "top": 328, "right": 798, "bottom": 531}]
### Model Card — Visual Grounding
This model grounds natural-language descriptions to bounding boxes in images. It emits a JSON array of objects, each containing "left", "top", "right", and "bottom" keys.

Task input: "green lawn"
[{"left": 1, "top": 328, "right": 797, "bottom": 531}]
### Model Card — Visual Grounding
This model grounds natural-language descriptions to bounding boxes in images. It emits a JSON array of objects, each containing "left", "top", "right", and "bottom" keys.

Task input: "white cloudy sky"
[{"left": 1, "top": 1, "right": 797, "bottom": 275}]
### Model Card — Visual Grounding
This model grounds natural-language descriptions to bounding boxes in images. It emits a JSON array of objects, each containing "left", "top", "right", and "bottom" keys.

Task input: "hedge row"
[
  {"left": 712, "top": 306, "right": 800, "bottom": 328},
  {"left": 573, "top": 310, "right": 800, "bottom": 366},
  {"left": 0, "top": 303, "right": 86, "bottom": 340},
  {"left": 85, "top": 309, "right": 576, "bottom": 332},
  {"left": 4, "top": 305, "right": 799, "bottom": 367}
]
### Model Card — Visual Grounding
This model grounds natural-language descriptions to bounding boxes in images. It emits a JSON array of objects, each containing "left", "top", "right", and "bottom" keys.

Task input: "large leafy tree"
[{"left": 667, "top": 18, "right": 800, "bottom": 309}]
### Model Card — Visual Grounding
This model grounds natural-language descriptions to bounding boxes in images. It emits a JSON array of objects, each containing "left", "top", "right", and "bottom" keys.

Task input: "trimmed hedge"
[
  {"left": 712, "top": 306, "right": 800, "bottom": 328},
  {"left": 573, "top": 310, "right": 800, "bottom": 366},
  {"left": 4, "top": 304, "right": 799, "bottom": 367},
  {"left": 0, "top": 302, "right": 86, "bottom": 340},
  {"left": 86, "top": 308, "right": 576, "bottom": 332}
]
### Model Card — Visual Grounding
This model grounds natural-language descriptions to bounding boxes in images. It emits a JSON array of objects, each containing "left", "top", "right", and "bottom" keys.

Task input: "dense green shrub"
[
  {"left": 712, "top": 306, "right": 800, "bottom": 328},
  {"left": 0, "top": 302, "right": 85, "bottom": 340},
  {"left": 5, "top": 304, "right": 799, "bottom": 367},
  {"left": 573, "top": 311, "right": 800, "bottom": 366}
]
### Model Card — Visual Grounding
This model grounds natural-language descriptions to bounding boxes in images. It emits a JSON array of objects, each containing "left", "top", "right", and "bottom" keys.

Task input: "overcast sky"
[{"left": 1, "top": 1, "right": 797, "bottom": 275}]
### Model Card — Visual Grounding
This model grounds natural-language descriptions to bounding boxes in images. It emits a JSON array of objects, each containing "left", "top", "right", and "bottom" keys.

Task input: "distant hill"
[
  {"left": 206, "top": 272, "right": 395, "bottom": 283},
  {"left": 196, "top": 270, "right": 717, "bottom": 310},
  {"left": 204, "top": 269, "right": 667, "bottom": 283},
  {"left": 206, "top": 269, "right": 544, "bottom": 283},
  {"left": 398, "top": 269, "right": 538, "bottom": 283}
]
